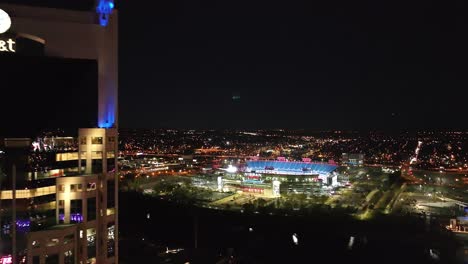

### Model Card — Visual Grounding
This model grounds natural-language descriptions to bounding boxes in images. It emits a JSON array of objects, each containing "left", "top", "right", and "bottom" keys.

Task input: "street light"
[{"left": 292, "top": 233, "right": 299, "bottom": 245}]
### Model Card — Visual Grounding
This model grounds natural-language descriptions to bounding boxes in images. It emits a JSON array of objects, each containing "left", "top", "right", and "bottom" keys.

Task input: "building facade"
[{"left": 0, "top": 2, "right": 118, "bottom": 264}]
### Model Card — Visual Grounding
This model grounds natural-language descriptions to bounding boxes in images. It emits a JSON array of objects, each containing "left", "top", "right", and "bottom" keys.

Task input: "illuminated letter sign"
[
  {"left": 0, "top": 38, "right": 15, "bottom": 52},
  {"left": 0, "top": 9, "right": 15, "bottom": 53},
  {"left": 0, "top": 9, "right": 12, "bottom": 34}
]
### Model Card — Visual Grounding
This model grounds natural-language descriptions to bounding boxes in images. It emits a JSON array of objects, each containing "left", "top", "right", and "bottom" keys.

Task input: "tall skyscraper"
[{"left": 0, "top": 1, "right": 118, "bottom": 263}]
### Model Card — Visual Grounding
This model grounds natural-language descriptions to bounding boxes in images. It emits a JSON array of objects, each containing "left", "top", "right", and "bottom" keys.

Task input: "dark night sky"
[
  {"left": 3, "top": 0, "right": 468, "bottom": 130},
  {"left": 118, "top": 0, "right": 468, "bottom": 130}
]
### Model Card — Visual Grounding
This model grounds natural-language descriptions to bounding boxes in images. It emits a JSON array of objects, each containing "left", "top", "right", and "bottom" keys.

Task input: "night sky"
[
  {"left": 3, "top": 0, "right": 468, "bottom": 131},
  {"left": 118, "top": 0, "right": 468, "bottom": 130}
]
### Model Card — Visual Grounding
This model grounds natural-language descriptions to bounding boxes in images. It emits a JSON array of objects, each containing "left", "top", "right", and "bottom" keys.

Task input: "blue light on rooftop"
[
  {"left": 98, "top": 122, "right": 113, "bottom": 129},
  {"left": 96, "top": 0, "right": 115, "bottom": 27},
  {"left": 98, "top": 99, "right": 115, "bottom": 128}
]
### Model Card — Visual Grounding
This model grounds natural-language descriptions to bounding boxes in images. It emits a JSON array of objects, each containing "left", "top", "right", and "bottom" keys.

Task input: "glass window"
[
  {"left": 77, "top": 184, "right": 83, "bottom": 191},
  {"left": 107, "top": 153, "right": 115, "bottom": 172},
  {"left": 80, "top": 137, "right": 87, "bottom": 145},
  {"left": 58, "top": 200, "right": 64, "bottom": 207},
  {"left": 71, "top": 184, "right": 76, "bottom": 192},
  {"left": 87, "top": 197, "right": 96, "bottom": 221},
  {"left": 81, "top": 159, "right": 87, "bottom": 168},
  {"left": 58, "top": 184, "right": 65, "bottom": 192},
  {"left": 91, "top": 137, "right": 103, "bottom": 144},
  {"left": 87, "top": 228, "right": 97, "bottom": 259},
  {"left": 107, "top": 180, "right": 115, "bottom": 209},
  {"left": 70, "top": 199, "right": 83, "bottom": 223},
  {"left": 107, "top": 223, "right": 115, "bottom": 257},
  {"left": 91, "top": 159, "right": 103, "bottom": 174},
  {"left": 107, "top": 151, "right": 115, "bottom": 158},
  {"left": 91, "top": 151, "right": 102, "bottom": 159},
  {"left": 108, "top": 136, "right": 115, "bottom": 143},
  {"left": 59, "top": 208, "right": 65, "bottom": 224},
  {"left": 64, "top": 250, "right": 74, "bottom": 264},
  {"left": 45, "top": 254, "right": 59, "bottom": 264}
]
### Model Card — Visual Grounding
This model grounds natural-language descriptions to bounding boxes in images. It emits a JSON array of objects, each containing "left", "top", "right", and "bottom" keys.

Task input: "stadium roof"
[{"left": 246, "top": 160, "right": 337, "bottom": 175}]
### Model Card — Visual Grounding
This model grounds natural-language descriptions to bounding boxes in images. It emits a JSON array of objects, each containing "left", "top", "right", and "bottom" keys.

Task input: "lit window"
[
  {"left": 92, "top": 151, "right": 102, "bottom": 159},
  {"left": 46, "top": 238, "right": 59, "bottom": 247},
  {"left": 91, "top": 137, "right": 103, "bottom": 144}
]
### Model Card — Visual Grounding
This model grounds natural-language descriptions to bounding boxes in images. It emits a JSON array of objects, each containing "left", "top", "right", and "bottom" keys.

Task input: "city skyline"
[{"left": 0, "top": 1, "right": 467, "bottom": 263}]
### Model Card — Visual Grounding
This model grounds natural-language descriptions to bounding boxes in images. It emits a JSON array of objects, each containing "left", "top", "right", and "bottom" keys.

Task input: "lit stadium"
[
  {"left": 215, "top": 159, "right": 340, "bottom": 195},
  {"left": 245, "top": 160, "right": 338, "bottom": 183}
]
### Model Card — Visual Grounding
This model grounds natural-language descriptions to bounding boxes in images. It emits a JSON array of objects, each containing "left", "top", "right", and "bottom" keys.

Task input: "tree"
[
  {"left": 242, "top": 203, "right": 255, "bottom": 213},
  {"left": 153, "top": 181, "right": 177, "bottom": 194},
  {"left": 256, "top": 198, "right": 267, "bottom": 208},
  {"left": 283, "top": 200, "right": 294, "bottom": 211}
]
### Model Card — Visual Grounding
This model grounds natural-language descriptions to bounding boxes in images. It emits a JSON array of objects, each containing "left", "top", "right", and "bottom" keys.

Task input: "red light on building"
[
  {"left": 0, "top": 255, "right": 12, "bottom": 264},
  {"left": 242, "top": 187, "right": 264, "bottom": 194}
]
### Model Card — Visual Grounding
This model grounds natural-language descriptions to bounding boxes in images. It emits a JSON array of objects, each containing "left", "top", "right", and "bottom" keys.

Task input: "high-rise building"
[{"left": 0, "top": 1, "right": 118, "bottom": 264}]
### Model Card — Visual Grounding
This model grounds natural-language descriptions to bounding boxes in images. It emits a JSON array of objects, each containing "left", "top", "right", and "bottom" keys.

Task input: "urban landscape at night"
[
  {"left": 118, "top": 129, "right": 468, "bottom": 263},
  {"left": 1, "top": 0, "right": 468, "bottom": 264}
]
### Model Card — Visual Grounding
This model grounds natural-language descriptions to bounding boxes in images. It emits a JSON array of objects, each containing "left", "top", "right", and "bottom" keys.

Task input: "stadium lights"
[{"left": 226, "top": 165, "right": 238, "bottom": 173}]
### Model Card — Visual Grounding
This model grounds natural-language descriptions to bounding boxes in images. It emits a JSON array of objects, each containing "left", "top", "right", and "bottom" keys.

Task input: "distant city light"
[
  {"left": 347, "top": 236, "right": 355, "bottom": 250},
  {"left": 292, "top": 233, "right": 299, "bottom": 245},
  {"left": 226, "top": 165, "right": 237, "bottom": 173},
  {"left": 0, "top": 255, "right": 12, "bottom": 264}
]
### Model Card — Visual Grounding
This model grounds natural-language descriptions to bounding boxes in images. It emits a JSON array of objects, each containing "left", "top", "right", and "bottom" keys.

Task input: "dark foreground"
[{"left": 119, "top": 192, "right": 461, "bottom": 264}]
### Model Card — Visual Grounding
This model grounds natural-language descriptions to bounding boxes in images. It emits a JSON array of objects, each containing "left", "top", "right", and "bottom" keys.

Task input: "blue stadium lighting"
[{"left": 246, "top": 160, "right": 337, "bottom": 175}]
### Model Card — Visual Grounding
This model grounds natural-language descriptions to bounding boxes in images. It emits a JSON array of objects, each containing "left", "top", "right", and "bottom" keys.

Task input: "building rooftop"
[{"left": 0, "top": 0, "right": 96, "bottom": 11}]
